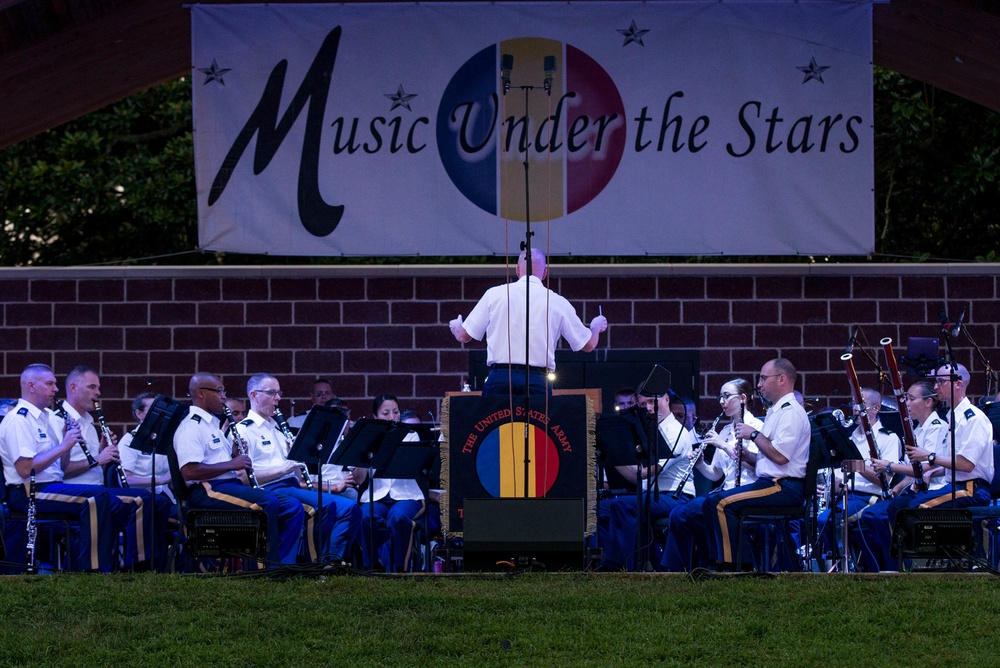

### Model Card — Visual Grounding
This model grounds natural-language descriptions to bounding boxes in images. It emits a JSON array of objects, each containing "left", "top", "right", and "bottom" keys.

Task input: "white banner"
[{"left": 192, "top": 2, "right": 873, "bottom": 257}]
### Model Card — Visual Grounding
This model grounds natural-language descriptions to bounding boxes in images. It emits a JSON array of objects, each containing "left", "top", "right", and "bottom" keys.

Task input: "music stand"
[
  {"left": 331, "top": 418, "right": 396, "bottom": 569},
  {"left": 634, "top": 364, "right": 673, "bottom": 571},
  {"left": 374, "top": 436, "right": 440, "bottom": 571},
  {"left": 131, "top": 394, "right": 189, "bottom": 572},
  {"left": 810, "top": 412, "right": 865, "bottom": 572},
  {"left": 287, "top": 405, "right": 350, "bottom": 556},
  {"left": 594, "top": 413, "right": 645, "bottom": 562}
]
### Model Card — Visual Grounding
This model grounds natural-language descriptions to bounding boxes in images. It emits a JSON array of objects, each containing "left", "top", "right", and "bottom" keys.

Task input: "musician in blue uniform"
[
  {"left": 815, "top": 388, "right": 900, "bottom": 564},
  {"left": 238, "top": 372, "right": 361, "bottom": 562},
  {"left": 854, "top": 379, "right": 948, "bottom": 571},
  {"left": 0, "top": 364, "right": 118, "bottom": 571},
  {"left": 174, "top": 372, "right": 305, "bottom": 565},
  {"left": 597, "top": 391, "right": 696, "bottom": 571},
  {"left": 874, "top": 364, "right": 994, "bottom": 565},
  {"left": 704, "top": 358, "right": 811, "bottom": 570},
  {"left": 661, "top": 378, "right": 762, "bottom": 571}
]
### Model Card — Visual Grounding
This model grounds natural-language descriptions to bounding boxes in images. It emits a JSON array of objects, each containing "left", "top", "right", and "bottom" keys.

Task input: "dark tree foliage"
[{"left": 2, "top": 70, "right": 998, "bottom": 266}]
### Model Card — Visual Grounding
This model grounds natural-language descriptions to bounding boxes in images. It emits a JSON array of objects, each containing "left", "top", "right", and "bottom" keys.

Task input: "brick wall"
[{"left": 2, "top": 264, "right": 999, "bottom": 431}]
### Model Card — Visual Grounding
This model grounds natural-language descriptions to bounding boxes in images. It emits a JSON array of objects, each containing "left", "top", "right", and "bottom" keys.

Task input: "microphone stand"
[
  {"left": 963, "top": 326, "right": 998, "bottom": 403},
  {"left": 502, "top": 55, "right": 556, "bottom": 499},
  {"left": 940, "top": 323, "right": 959, "bottom": 507}
]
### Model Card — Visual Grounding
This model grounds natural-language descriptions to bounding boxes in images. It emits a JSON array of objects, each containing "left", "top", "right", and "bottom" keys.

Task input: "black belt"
[{"left": 490, "top": 363, "right": 547, "bottom": 373}]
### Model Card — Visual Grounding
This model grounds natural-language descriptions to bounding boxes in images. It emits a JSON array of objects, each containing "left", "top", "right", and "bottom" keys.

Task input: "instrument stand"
[{"left": 831, "top": 463, "right": 862, "bottom": 573}]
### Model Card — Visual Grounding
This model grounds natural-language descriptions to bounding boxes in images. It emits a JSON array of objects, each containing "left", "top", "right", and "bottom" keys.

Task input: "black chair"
[{"left": 734, "top": 436, "right": 823, "bottom": 572}]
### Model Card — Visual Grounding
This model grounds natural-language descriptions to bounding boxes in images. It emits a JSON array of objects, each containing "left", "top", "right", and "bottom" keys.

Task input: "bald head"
[{"left": 516, "top": 248, "right": 547, "bottom": 280}]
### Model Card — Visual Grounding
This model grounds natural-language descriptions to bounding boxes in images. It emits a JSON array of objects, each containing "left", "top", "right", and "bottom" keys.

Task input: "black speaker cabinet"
[
  {"left": 186, "top": 509, "right": 268, "bottom": 558},
  {"left": 463, "top": 497, "right": 585, "bottom": 571},
  {"left": 891, "top": 508, "right": 973, "bottom": 558}
]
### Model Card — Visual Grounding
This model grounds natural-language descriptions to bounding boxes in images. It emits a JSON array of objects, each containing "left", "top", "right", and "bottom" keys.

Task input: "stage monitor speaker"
[
  {"left": 187, "top": 509, "right": 268, "bottom": 558},
  {"left": 891, "top": 508, "right": 973, "bottom": 558},
  {"left": 463, "top": 497, "right": 585, "bottom": 571}
]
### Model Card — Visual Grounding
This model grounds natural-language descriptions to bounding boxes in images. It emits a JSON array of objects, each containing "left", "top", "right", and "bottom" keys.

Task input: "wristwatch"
[
  {"left": 749, "top": 430, "right": 760, "bottom": 441},
  {"left": 927, "top": 453, "right": 936, "bottom": 466}
]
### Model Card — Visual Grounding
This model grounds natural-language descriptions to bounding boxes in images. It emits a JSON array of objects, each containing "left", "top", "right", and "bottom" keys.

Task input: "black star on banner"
[
  {"left": 617, "top": 20, "right": 650, "bottom": 47},
  {"left": 385, "top": 85, "right": 417, "bottom": 111},
  {"left": 796, "top": 57, "right": 830, "bottom": 84},
  {"left": 198, "top": 59, "right": 232, "bottom": 86}
]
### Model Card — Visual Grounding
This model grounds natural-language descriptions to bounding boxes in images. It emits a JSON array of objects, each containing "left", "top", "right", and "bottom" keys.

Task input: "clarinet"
[
  {"left": 54, "top": 400, "right": 98, "bottom": 469},
  {"left": 222, "top": 404, "right": 260, "bottom": 488},
  {"left": 26, "top": 469, "right": 37, "bottom": 574},
  {"left": 93, "top": 401, "right": 129, "bottom": 488},
  {"left": 881, "top": 337, "right": 927, "bottom": 491},
  {"left": 736, "top": 401, "right": 748, "bottom": 486},
  {"left": 671, "top": 412, "right": 725, "bottom": 499},
  {"left": 273, "top": 407, "right": 315, "bottom": 491}
]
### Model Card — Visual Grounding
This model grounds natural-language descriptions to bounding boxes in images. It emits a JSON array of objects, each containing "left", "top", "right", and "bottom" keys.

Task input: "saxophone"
[
  {"left": 273, "top": 407, "right": 315, "bottom": 491},
  {"left": 222, "top": 404, "right": 260, "bottom": 488},
  {"left": 671, "top": 412, "right": 725, "bottom": 499},
  {"left": 93, "top": 401, "right": 129, "bottom": 488}
]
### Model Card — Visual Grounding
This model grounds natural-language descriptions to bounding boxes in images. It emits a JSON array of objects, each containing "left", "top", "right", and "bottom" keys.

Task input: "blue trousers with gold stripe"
[
  {"left": 6, "top": 482, "right": 119, "bottom": 572},
  {"left": 703, "top": 477, "right": 804, "bottom": 566},
  {"left": 266, "top": 477, "right": 361, "bottom": 562},
  {"left": 186, "top": 480, "right": 305, "bottom": 565}
]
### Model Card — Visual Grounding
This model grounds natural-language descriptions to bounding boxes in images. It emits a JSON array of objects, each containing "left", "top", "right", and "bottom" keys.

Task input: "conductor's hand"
[{"left": 590, "top": 315, "right": 608, "bottom": 334}]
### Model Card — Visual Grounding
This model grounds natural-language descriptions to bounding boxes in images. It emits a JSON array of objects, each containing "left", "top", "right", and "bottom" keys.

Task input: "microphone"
[
  {"left": 543, "top": 55, "right": 556, "bottom": 95},
  {"left": 948, "top": 308, "right": 966, "bottom": 338},
  {"left": 844, "top": 325, "right": 858, "bottom": 354},
  {"left": 500, "top": 53, "right": 513, "bottom": 95}
]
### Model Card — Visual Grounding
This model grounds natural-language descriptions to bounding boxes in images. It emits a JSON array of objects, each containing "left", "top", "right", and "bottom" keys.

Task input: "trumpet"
[
  {"left": 222, "top": 404, "right": 260, "bottom": 488},
  {"left": 93, "top": 401, "right": 129, "bottom": 488},
  {"left": 53, "top": 400, "right": 97, "bottom": 469},
  {"left": 672, "top": 412, "right": 725, "bottom": 499},
  {"left": 273, "top": 406, "right": 315, "bottom": 491}
]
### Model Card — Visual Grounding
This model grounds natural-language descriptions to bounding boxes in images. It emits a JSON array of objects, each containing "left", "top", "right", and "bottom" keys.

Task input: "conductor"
[{"left": 449, "top": 248, "right": 608, "bottom": 395}]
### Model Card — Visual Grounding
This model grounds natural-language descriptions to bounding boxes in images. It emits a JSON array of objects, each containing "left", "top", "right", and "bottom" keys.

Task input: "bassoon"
[
  {"left": 880, "top": 337, "right": 927, "bottom": 491},
  {"left": 841, "top": 352, "right": 891, "bottom": 499}
]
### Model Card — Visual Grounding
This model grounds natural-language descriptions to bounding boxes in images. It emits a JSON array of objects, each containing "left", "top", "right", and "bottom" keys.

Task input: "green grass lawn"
[{"left": 2, "top": 572, "right": 999, "bottom": 667}]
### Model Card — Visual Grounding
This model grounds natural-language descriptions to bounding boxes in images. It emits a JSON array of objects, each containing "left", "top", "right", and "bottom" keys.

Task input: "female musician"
[
  {"left": 660, "top": 378, "right": 762, "bottom": 572},
  {"left": 353, "top": 393, "right": 427, "bottom": 572},
  {"left": 854, "top": 380, "right": 949, "bottom": 571}
]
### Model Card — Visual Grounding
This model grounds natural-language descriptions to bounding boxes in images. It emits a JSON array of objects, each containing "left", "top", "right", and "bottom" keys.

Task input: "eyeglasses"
[
  {"left": 905, "top": 393, "right": 936, "bottom": 401},
  {"left": 197, "top": 386, "right": 226, "bottom": 396},
  {"left": 932, "top": 377, "right": 952, "bottom": 386},
  {"left": 254, "top": 389, "right": 283, "bottom": 397},
  {"left": 718, "top": 393, "right": 739, "bottom": 402},
  {"left": 758, "top": 373, "right": 783, "bottom": 383}
]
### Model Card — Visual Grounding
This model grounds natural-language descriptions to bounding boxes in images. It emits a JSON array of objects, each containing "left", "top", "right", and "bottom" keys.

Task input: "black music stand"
[
  {"left": 373, "top": 436, "right": 440, "bottom": 571},
  {"left": 810, "top": 412, "right": 865, "bottom": 572},
  {"left": 595, "top": 412, "right": 645, "bottom": 564},
  {"left": 287, "top": 406, "right": 349, "bottom": 558},
  {"left": 131, "top": 394, "right": 189, "bottom": 572},
  {"left": 332, "top": 418, "right": 397, "bottom": 569}
]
